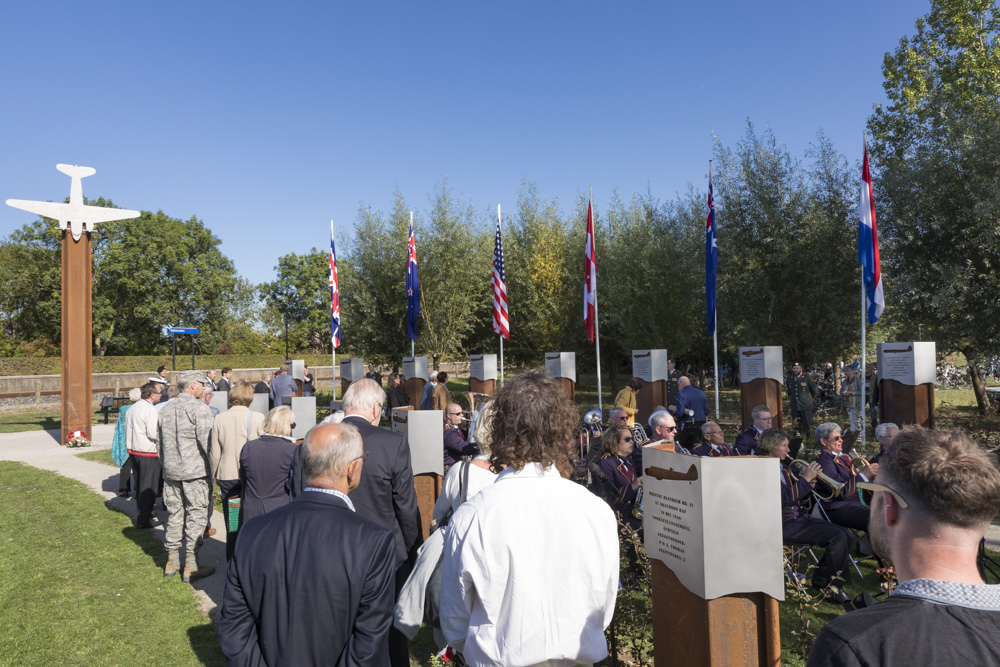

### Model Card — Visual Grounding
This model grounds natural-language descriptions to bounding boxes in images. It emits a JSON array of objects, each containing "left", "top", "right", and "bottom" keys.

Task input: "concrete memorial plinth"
[
  {"left": 403, "top": 356, "right": 429, "bottom": 410},
  {"left": 339, "top": 358, "right": 363, "bottom": 396},
  {"left": 7, "top": 165, "right": 139, "bottom": 444},
  {"left": 209, "top": 391, "right": 228, "bottom": 413},
  {"left": 287, "top": 396, "right": 316, "bottom": 440},
  {"left": 877, "top": 342, "right": 936, "bottom": 428},
  {"left": 469, "top": 354, "right": 497, "bottom": 396},
  {"left": 289, "top": 359, "right": 306, "bottom": 397},
  {"left": 739, "top": 346, "right": 784, "bottom": 431},
  {"left": 643, "top": 445, "right": 783, "bottom": 665},
  {"left": 249, "top": 393, "right": 270, "bottom": 416},
  {"left": 390, "top": 406, "right": 444, "bottom": 540},
  {"left": 545, "top": 352, "right": 576, "bottom": 401},
  {"left": 633, "top": 349, "right": 669, "bottom": 426}
]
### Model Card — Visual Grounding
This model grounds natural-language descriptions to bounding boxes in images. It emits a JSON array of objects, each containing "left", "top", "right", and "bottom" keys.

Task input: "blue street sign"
[{"left": 166, "top": 327, "right": 200, "bottom": 335}]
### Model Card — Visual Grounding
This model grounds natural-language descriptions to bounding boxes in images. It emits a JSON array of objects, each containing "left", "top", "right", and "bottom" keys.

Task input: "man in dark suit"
[
  {"left": 341, "top": 378, "right": 421, "bottom": 667},
  {"left": 217, "top": 367, "right": 232, "bottom": 393},
  {"left": 674, "top": 376, "right": 709, "bottom": 427},
  {"left": 734, "top": 404, "right": 772, "bottom": 455},
  {"left": 218, "top": 422, "right": 396, "bottom": 666}
]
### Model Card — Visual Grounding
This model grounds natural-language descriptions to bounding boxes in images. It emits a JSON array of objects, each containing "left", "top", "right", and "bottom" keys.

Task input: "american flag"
[
  {"left": 492, "top": 204, "right": 509, "bottom": 340},
  {"left": 329, "top": 221, "right": 341, "bottom": 348},
  {"left": 584, "top": 200, "right": 597, "bottom": 343},
  {"left": 406, "top": 212, "right": 421, "bottom": 341}
]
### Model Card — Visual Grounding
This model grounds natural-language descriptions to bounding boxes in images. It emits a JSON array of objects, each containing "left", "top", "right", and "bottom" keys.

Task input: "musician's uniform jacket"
[
  {"left": 787, "top": 372, "right": 819, "bottom": 415},
  {"left": 814, "top": 449, "right": 866, "bottom": 511},
  {"left": 733, "top": 427, "right": 762, "bottom": 456},
  {"left": 597, "top": 453, "right": 638, "bottom": 515},
  {"left": 779, "top": 466, "right": 818, "bottom": 538},
  {"left": 690, "top": 442, "right": 734, "bottom": 457},
  {"left": 869, "top": 445, "right": 889, "bottom": 466},
  {"left": 613, "top": 386, "right": 639, "bottom": 425}
]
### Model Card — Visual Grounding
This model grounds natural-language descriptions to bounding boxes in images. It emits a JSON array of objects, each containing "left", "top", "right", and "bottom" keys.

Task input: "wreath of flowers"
[{"left": 65, "top": 430, "right": 92, "bottom": 448}]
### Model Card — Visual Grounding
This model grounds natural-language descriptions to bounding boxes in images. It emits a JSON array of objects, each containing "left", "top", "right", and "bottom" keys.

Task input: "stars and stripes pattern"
[
  {"left": 492, "top": 205, "right": 509, "bottom": 340},
  {"left": 706, "top": 168, "right": 718, "bottom": 336},
  {"left": 584, "top": 200, "right": 597, "bottom": 343},
  {"left": 406, "top": 212, "right": 421, "bottom": 341},
  {"left": 329, "top": 221, "right": 341, "bottom": 348},
  {"left": 859, "top": 143, "right": 884, "bottom": 324}
]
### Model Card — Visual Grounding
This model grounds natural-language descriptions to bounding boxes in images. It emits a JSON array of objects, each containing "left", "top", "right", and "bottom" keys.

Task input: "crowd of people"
[{"left": 108, "top": 362, "right": 1000, "bottom": 665}]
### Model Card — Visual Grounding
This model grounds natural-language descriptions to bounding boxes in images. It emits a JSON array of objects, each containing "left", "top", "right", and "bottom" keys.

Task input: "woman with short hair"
[{"left": 239, "top": 406, "right": 299, "bottom": 528}]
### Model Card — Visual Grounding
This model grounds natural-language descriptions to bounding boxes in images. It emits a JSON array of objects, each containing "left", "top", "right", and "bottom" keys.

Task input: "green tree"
[
  {"left": 714, "top": 125, "right": 858, "bottom": 364},
  {"left": 341, "top": 190, "right": 412, "bottom": 366},
  {"left": 259, "top": 249, "right": 332, "bottom": 355},
  {"left": 418, "top": 180, "right": 492, "bottom": 369},
  {"left": 868, "top": 0, "right": 1000, "bottom": 413},
  {"left": 3, "top": 201, "right": 240, "bottom": 356}
]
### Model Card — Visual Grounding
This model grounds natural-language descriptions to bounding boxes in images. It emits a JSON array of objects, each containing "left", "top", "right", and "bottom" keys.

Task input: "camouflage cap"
[{"left": 179, "top": 370, "right": 208, "bottom": 385}]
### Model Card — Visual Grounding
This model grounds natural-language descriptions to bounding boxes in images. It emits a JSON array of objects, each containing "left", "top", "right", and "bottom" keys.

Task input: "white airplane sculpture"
[{"left": 6, "top": 164, "right": 140, "bottom": 240}]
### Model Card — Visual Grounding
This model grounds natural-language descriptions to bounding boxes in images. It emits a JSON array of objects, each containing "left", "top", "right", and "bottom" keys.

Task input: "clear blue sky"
[{"left": 1, "top": 1, "right": 925, "bottom": 285}]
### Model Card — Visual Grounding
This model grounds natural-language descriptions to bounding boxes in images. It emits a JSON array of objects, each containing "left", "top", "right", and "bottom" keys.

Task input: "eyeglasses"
[
  {"left": 858, "top": 481, "right": 909, "bottom": 509},
  {"left": 706, "top": 430, "right": 723, "bottom": 436},
  {"left": 448, "top": 412, "right": 463, "bottom": 417},
  {"left": 831, "top": 435, "right": 844, "bottom": 441},
  {"left": 757, "top": 416, "right": 773, "bottom": 422},
  {"left": 622, "top": 437, "right": 634, "bottom": 443},
  {"left": 663, "top": 426, "right": 678, "bottom": 432},
  {"left": 353, "top": 449, "right": 370, "bottom": 463}
]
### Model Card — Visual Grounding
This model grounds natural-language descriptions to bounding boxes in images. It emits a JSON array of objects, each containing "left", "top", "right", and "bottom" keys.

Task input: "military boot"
[
  {"left": 182, "top": 551, "right": 215, "bottom": 583},
  {"left": 164, "top": 549, "right": 181, "bottom": 578}
]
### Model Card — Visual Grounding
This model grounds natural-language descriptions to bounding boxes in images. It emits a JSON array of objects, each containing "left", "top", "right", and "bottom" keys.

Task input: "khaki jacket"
[{"left": 211, "top": 405, "right": 265, "bottom": 481}]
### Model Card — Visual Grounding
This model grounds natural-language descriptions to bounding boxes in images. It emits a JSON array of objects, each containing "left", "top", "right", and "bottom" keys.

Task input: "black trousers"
[
  {"left": 792, "top": 410, "right": 812, "bottom": 440},
  {"left": 389, "top": 560, "right": 413, "bottom": 667},
  {"left": 825, "top": 504, "right": 871, "bottom": 533},
  {"left": 786, "top": 519, "right": 853, "bottom": 587},
  {"left": 118, "top": 456, "right": 134, "bottom": 495},
  {"left": 132, "top": 454, "right": 162, "bottom": 526},
  {"left": 218, "top": 479, "right": 241, "bottom": 561}
]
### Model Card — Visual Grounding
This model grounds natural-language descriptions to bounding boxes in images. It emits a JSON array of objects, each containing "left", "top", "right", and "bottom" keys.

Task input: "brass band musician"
[{"left": 814, "top": 422, "right": 876, "bottom": 532}]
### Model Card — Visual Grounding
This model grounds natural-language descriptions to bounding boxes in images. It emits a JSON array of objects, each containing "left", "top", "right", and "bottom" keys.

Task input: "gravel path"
[{"left": 0, "top": 426, "right": 226, "bottom": 618}]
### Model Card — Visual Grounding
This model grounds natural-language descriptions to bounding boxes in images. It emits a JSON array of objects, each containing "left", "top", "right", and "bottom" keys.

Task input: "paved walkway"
[{"left": 0, "top": 425, "right": 226, "bottom": 618}]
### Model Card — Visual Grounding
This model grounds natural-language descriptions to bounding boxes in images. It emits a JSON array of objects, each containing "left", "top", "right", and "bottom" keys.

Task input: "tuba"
[{"left": 787, "top": 458, "right": 845, "bottom": 502}]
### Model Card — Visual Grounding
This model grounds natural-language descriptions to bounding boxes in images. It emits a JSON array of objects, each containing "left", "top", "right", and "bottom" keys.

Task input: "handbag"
[{"left": 423, "top": 460, "right": 472, "bottom": 628}]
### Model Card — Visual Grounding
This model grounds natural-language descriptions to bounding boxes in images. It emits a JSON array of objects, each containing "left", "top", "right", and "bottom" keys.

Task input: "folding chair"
[{"left": 811, "top": 499, "right": 864, "bottom": 578}]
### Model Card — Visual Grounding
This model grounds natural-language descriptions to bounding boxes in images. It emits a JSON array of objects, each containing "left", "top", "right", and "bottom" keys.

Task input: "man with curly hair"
[{"left": 441, "top": 370, "right": 619, "bottom": 665}]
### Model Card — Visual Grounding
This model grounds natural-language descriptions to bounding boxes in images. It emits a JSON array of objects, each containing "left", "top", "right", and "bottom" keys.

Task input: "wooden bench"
[{"left": 98, "top": 396, "right": 131, "bottom": 424}]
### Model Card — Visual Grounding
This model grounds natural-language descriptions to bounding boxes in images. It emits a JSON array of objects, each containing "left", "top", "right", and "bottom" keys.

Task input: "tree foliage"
[{"left": 869, "top": 0, "right": 1000, "bottom": 412}]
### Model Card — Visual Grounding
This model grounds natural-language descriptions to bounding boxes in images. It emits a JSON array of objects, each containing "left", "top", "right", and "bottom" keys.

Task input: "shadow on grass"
[
  {"left": 121, "top": 525, "right": 168, "bottom": 569},
  {"left": 187, "top": 623, "right": 226, "bottom": 666}
]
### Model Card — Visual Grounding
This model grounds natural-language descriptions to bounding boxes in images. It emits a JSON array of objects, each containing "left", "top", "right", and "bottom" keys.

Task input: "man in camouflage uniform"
[
  {"left": 158, "top": 370, "right": 216, "bottom": 582},
  {"left": 787, "top": 362, "right": 819, "bottom": 442}
]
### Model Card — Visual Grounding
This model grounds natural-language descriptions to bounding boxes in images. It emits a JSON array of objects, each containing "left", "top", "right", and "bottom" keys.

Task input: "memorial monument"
[
  {"left": 632, "top": 349, "right": 669, "bottom": 426},
  {"left": 7, "top": 165, "right": 139, "bottom": 443},
  {"left": 738, "top": 346, "right": 784, "bottom": 431}
]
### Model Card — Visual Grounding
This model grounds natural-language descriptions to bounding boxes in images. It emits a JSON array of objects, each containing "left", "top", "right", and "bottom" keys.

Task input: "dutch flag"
[{"left": 859, "top": 144, "right": 884, "bottom": 324}]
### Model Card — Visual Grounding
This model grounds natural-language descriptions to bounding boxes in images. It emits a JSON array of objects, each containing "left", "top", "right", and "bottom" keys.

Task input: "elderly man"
[
  {"left": 444, "top": 403, "right": 476, "bottom": 467},
  {"left": 807, "top": 427, "right": 1000, "bottom": 665},
  {"left": 126, "top": 381, "right": 163, "bottom": 529},
  {"left": 205, "top": 369, "right": 218, "bottom": 392},
  {"left": 158, "top": 370, "right": 216, "bottom": 582},
  {"left": 734, "top": 404, "right": 772, "bottom": 456},
  {"left": 609, "top": 406, "right": 629, "bottom": 427},
  {"left": 340, "top": 378, "right": 420, "bottom": 667},
  {"left": 218, "top": 423, "right": 396, "bottom": 666},
  {"left": 419, "top": 371, "right": 438, "bottom": 410},
  {"left": 691, "top": 421, "right": 734, "bottom": 457},
  {"left": 441, "top": 371, "right": 619, "bottom": 665},
  {"left": 674, "top": 376, "right": 709, "bottom": 427},
  {"left": 629, "top": 411, "right": 682, "bottom": 487},
  {"left": 868, "top": 422, "right": 900, "bottom": 465}
]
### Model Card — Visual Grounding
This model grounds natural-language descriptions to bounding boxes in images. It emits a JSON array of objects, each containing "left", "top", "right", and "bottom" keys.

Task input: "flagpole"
[
  {"left": 710, "top": 161, "right": 720, "bottom": 419},
  {"left": 498, "top": 204, "right": 505, "bottom": 386},
  {"left": 860, "top": 134, "right": 868, "bottom": 444},
  {"left": 330, "top": 220, "right": 338, "bottom": 400},
  {"left": 591, "top": 187, "right": 603, "bottom": 413},
  {"left": 410, "top": 210, "right": 416, "bottom": 359}
]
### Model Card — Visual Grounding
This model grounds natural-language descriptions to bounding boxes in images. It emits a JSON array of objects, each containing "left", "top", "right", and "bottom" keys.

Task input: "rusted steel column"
[{"left": 61, "top": 231, "right": 93, "bottom": 444}]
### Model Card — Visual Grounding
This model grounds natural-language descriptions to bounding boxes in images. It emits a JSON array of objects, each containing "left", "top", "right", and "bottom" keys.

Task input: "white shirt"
[
  {"left": 441, "top": 462, "right": 619, "bottom": 666},
  {"left": 125, "top": 399, "right": 159, "bottom": 455}
]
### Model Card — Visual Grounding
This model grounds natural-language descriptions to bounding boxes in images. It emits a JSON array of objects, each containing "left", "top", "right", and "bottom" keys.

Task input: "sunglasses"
[
  {"left": 663, "top": 426, "right": 678, "bottom": 432},
  {"left": 622, "top": 437, "right": 634, "bottom": 443},
  {"left": 857, "top": 481, "right": 909, "bottom": 509}
]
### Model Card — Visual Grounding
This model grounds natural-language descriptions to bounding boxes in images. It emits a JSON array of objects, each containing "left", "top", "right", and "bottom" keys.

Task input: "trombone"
[{"left": 786, "top": 457, "right": 846, "bottom": 502}]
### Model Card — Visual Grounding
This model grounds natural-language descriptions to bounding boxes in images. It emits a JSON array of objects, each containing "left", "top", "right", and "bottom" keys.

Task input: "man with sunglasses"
[
  {"left": 809, "top": 426, "right": 1000, "bottom": 665},
  {"left": 443, "top": 402, "right": 477, "bottom": 467}
]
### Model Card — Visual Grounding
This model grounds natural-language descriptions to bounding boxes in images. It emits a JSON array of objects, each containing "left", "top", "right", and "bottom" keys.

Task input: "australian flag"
[{"left": 406, "top": 214, "right": 421, "bottom": 341}]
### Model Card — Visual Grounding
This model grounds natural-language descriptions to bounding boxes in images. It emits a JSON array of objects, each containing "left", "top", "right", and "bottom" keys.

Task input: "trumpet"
[
  {"left": 786, "top": 457, "right": 845, "bottom": 502},
  {"left": 632, "top": 485, "right": 644, "bottom": 520},
  {"left": 849, "top": 449, "right": 873, "bottom": 477}
]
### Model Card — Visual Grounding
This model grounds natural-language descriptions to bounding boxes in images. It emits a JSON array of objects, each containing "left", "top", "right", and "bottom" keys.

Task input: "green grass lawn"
[
  {"left": 0, "top": 461, "right": 224, "bottom": 666},
  {"left": 75, "top": 448, "right": 117, "bottom": 466}
]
